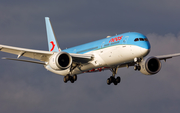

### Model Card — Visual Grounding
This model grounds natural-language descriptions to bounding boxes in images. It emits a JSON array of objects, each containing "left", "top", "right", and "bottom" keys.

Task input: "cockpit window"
[
  {"left": 134, "top": 38, "right": 139, "bottom": 41},
  {"left": 144, "top": 38, "right": 148, "bottom": 41},
  {"left": 139, "top": 38, "right": 144, "bottom": 41},
  {"left": 134, "top": 38, "right": 148, "bottom": 42}
]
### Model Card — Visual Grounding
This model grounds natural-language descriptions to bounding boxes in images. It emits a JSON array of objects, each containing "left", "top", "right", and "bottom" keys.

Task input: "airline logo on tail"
[
  {"left": 45, "top": 17, "right": 61, "bottom": 52},
  {"left": 50, "top": 41, "right": 55, "bottom": 51}
]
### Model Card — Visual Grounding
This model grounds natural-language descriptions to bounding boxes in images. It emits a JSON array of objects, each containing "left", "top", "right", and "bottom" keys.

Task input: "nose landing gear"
[{"left": 134, "top": 57, "right": 142, "bottom": 71}]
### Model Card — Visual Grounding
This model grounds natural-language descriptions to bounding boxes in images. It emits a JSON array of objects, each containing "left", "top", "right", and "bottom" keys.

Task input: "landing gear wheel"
[
  {"left": 73, "top": 75, "right": 77, "bottom": 81},
  {"left": 63, "top": 75, "right": 70, "bottom": 83},
  {"left": 63, "top": 74, "right": 78, "bottom": 83},
  {"left": 110, "top": 76, "right": 115, "bottom": 82},
  {"left": 137, "top": 66, "right": 141, "bottom": 71},
  {"left": 65, "top": 75, "right": 70, "bottom": 81},
  {"left": 107, "top": 76, "right": 121, "bottom": 85},
  {"left": 70, "top": 79, "right": 74, "bottom": 83},
  {"left": 107, "top": 67, "right": 121, "bottom": 85},
  {"left": 63, "top": 76, "right": 68, "bottom": 83},
  {"left": 116, "top": 76, "right": 121, "bottom": 83},
  {"left": 113, "top": 81, "right": 117, "bottom": 85},
  {"left": 107, "top": 78, "right": 111, "bottom": 85},
  {"left": 134, "top": 65, "right": 141, "bottom": 71},
  {"left": 134, "top": 65, "right": 138, "bottom": 71}
]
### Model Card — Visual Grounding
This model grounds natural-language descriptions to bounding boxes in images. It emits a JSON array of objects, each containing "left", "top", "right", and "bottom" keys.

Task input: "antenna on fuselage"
[{"left": 106, "top": 36, "right": 111, "bottom": 38}]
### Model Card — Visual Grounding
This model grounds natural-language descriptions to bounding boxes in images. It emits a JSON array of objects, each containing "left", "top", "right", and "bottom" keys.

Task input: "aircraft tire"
[
  {"left": 70, "top": 79, "right": 74, "bottom": 83},
  {"left": 134, "top": 65, "right": 137, "bottom": 71},
  {"left": 116, "top": 76, "right": 121, "bottom": 83},
  {"left": 107, "top": 78, "right": 111, "bottom": 85},
  {"left": 73, "top": 75, "right": 77, "bottom": 81},
  {"left": 110, "top": 76, "right": 115, "bottom": 82},
  {"left": 137, "top": 66, "right": 141, "bottom": 71},
  {"left": 63, "top": 76, "right": 68, "bottom": 83},
  {"left": 113, "top": 81, "right": 117, "bottom": 85},
  {"left": 65, "top": 75, "right": 70, "bottom": 81}
]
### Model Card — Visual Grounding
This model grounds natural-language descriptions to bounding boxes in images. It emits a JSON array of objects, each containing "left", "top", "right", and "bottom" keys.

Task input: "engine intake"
[
  {"left": 49, "top": 52, "right": 72, "bottom": 70},
  {"left": 139, "top": 57, "right": 161, "bottom": 75}
]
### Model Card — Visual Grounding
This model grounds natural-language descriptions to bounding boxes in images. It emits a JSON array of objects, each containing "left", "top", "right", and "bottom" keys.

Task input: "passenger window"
[{"left": 134, "top": 38, "right": 139, "bottom": 41}]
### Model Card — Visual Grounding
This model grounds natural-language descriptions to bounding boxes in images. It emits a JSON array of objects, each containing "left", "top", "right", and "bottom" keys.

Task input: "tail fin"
[{"left": 45, "top": 17, "right": 61, "bottom": 52}]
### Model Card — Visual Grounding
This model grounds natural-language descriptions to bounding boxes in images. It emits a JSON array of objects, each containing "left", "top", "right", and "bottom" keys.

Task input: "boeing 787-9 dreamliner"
[{"left": 0, "top": 17, "right": 180, "bottom": 85}]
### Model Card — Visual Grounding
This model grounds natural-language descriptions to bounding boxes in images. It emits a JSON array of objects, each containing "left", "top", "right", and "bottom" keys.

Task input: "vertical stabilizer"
[{"left": 45, "top": 17, "right": 61, "bottom": 52}]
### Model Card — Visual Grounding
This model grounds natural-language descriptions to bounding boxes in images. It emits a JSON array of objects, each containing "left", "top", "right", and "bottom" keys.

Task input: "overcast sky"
[{"left": 0, "top": 0, "right": 180, "bottom": 113}]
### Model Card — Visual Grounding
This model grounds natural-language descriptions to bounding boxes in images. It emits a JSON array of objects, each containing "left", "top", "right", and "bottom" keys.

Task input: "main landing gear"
[
  {"left": 63, "top": 63, "right": 80, "bottom": 83},
  {"left": 107, "top": 67, "right": 121, "bottom": 85},
  {"left": 63, "top": 74, "right": 77, "bottom": 83}
]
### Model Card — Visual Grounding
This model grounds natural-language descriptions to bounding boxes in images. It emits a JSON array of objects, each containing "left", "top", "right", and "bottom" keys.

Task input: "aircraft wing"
[
  {"left": 114, "top": 53, "right": 180, "bottom": 69},
  {"left": 0, "top": 44, "right": 53, "bottom": 62},
  {"left": 156, "top": 53, "right": 180, "bottom": 61},
  {"left": 0, "top": 44, "right": 94, "bottom": 64}
]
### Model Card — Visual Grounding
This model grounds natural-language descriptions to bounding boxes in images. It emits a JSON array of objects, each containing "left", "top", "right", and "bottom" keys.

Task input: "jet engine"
[
  {"left": 139, "top": 56, "right": 161, "bottom": 75},
  {"left": 48, "top": 52, "right": 72, "bottom": 70}
]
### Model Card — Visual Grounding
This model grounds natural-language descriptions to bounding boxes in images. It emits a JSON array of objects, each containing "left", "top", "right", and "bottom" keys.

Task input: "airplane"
[{"left": 0, "top": 17, "right": 180, "bottom": 85}]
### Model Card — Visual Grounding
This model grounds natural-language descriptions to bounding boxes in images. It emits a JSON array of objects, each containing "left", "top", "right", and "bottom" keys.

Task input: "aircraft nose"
[
  {"left": 140, "top": 40, "right": 151, "bottom": 56},
  {"left": 140, "top": 48, "right": 150, "bottom": 56}
]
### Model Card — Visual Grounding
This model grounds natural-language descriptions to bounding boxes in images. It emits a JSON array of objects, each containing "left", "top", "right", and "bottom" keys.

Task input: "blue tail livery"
[{"left": 45, "top": 17, "right": 61, "bottom": 52}]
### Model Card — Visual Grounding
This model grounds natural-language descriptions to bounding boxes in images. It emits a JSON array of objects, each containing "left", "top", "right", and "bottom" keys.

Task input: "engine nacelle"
[
  {"left": 139, "top": 56, "right": 161, "bottom": 75},
  {"left": 48, "top": 52, "right": 72, "bottom": 70}
]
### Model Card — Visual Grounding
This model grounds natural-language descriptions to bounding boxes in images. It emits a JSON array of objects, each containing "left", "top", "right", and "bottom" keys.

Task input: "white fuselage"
[{"left": 44, "top": 45, "right": 149, "bottom": 76}]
